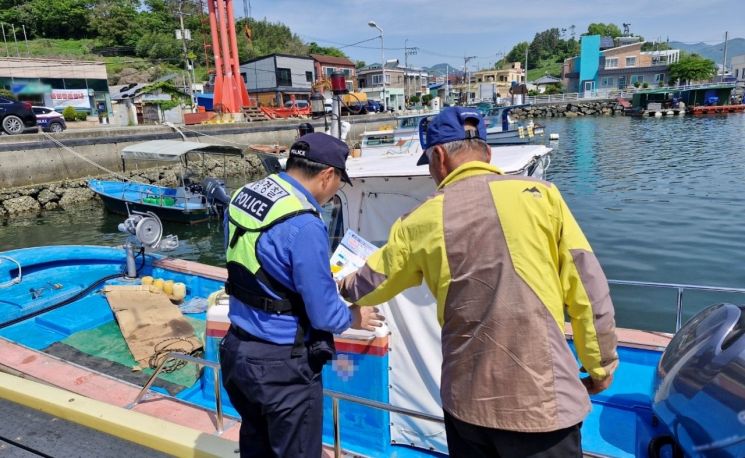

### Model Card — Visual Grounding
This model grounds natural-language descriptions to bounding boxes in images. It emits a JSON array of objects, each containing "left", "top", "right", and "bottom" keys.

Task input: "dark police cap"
[{"left": 289, "top": 132, "right": 352, "bottom": 185}]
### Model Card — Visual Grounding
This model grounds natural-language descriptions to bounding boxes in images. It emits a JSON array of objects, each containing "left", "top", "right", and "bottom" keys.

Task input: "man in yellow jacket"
[{"left": 339, "top": 107, "right": 618, "bottom": 457}]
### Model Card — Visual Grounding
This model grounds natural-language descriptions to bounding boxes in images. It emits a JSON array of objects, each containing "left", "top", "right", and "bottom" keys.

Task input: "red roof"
[{"left": 310, "top": 54, "right": 355, "bottom": 67}]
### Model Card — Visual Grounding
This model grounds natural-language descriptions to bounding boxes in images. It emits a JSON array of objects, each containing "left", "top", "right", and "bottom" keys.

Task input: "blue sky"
[{"left": 240, "top": 0, "right": 742, "bottom": 69}]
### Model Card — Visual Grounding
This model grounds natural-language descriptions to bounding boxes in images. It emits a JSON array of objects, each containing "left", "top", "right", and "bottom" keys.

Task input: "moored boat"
[
  {"left": 88, "top": 140, "right": 243, "bottom": 224},
  {"left": 2, "top": 146, "right": 744, "bottom": 457}
]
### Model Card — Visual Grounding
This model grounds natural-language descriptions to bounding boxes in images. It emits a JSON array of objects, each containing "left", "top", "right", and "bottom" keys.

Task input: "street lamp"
[{"left": 368, "top": 20, "right": 386, "bottom": 112}]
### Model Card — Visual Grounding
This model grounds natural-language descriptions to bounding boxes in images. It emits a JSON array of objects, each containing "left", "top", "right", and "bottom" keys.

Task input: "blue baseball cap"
[
  {"left": 417, "top": 107, "right": 487, "bottom": 165},
  {"left": 289, "top": 132, "right": 352, "bottom": 185}
]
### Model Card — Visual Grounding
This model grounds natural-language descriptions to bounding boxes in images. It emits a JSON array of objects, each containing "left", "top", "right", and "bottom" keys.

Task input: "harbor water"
[{"left": 1, "top": 113, "right": 744, "bottom": 332}]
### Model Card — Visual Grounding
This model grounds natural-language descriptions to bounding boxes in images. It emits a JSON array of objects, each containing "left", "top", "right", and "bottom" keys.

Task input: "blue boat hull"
[
  {"left": 88, "top": 180, "right": 212, "bottom": 224},
  {"left": 0, "top": 245, "right": 674, "bottom": 457}
]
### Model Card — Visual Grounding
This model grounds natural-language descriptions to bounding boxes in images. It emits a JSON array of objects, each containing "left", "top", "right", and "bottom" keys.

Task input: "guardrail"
[{"left": 524, "top": 82, "right": 736, "bottom": 105}]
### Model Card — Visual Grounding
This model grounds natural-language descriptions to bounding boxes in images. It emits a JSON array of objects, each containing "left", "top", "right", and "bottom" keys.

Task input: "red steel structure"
[{"left": 207, "top": 0, "right": 250, "bottom": 112}]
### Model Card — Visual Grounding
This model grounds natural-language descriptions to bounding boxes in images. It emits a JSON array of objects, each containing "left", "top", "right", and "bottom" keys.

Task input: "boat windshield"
[
  {"left": 397, "top": 116, "right": 423, "bottom": 129},
  {"left": 320, "top": 195, "right": 344, "bottom": 253}
]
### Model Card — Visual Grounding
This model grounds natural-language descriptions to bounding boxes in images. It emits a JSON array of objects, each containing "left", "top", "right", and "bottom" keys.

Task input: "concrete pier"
[{"left": 0, "top": 115, "right": 391, "bottom": 189}]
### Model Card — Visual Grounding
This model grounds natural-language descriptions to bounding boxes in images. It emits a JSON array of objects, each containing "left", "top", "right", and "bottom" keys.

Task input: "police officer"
[{"left": 220, "top": 132, "right": 383, "bottom": 458}]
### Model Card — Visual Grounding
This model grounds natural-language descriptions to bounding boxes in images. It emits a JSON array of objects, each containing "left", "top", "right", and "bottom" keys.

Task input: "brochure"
[{"left": 330, "top": 229, "right": 378, "bottom": 281}]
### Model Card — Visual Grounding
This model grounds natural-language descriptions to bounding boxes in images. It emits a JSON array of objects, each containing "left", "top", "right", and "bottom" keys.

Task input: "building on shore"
[
  {"left": 562, "top": 36, "right": 680, "bottom": 93},
  {"left": 0, "top": 57, "right": 111, "bottom": 114},
  {"left": 732, "top": 54, "right": 745, "bottom": 83},
  {"left": 310, "top": 53, "right": 357, "bottom": 96},
  {"left": 357, "top": 61, "right": 406, "bottom": 111},
  {"left": 239, "top": 53, "right": 315, "bottom": 107},
  {"left": 468, "top": 62, "right": 525, "bottom": 103}
]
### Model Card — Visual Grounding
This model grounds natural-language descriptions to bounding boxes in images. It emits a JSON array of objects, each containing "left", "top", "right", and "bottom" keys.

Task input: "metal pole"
[
  {"left": 0, "top": 24, "right": 7, "bottom": 57},
  {"left": 675, "top": 287, "right": 684, "bottom": 332},
  {"left": 178, "top": 1, "right": 194, "bottom": 110},
  {"left": 21, "top": 25, "right": 28, "bottom": 57},
  {"left": 11, "top": 24, "right": 19, "bottom": 57},
  {"left": 722, "top": 31, "right": 728, "bottom": 81},
  {"left": 212, "top": 365, "right": 224, "bottom": 434},
  {"left": 381, "top": 30, "right": 385, "bottom": 112},
  {"left": 404, "top": 38, "right": 408, "bottom": 106},
  {"left": 332, "top": 397, "right": 341, "bottom": 458}
]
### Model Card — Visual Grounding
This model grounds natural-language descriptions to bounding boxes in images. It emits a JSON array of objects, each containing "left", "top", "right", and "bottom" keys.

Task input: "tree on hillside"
[
  {"left": 355, "top": 60, "right": 366, "bottom": 69},
  {"left": 308, "top": 42, "right": 346, "bottom": 58},
  {"left": 585, "top": 23, "right": 622, "bottom": 38},
  {"left": 667, "top": 53, "right": 716, "bottom": 85},
  {"left": 5, "top": 0, "right": 92, "bottom": 39},
  {"left": 88, "top": 0, "right": 140, "bottom": 47},
  {"left": 506, "top": 41, "right": 529, "bottom": 66},
  {"left": 641, "top": 41, "right": 671, "bottom": 52},
  {"left": 529, "top": 28, "right": 561, "bottom": 65},
  {"left": 235, "top": 18, "right": 307, "bottom": 61}
]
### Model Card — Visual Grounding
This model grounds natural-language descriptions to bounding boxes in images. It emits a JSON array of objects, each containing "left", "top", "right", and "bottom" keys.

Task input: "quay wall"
[
  {"left": 510, "top": 100, "right": 625, "bottom": 119},
  {"left": 0, "top": 116, "right": 392, "bottom": 218}
]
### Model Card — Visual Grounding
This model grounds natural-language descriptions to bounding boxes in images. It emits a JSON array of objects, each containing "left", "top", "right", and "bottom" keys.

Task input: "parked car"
[
  {"left": 364, "top": 100, "right": 383, "bottom": 113},
  {"left": 32, "top": 106, "right": 67, "bottom": 133},
  {"left": 0, "top": 97, "right": 38, "bottom": 135}
]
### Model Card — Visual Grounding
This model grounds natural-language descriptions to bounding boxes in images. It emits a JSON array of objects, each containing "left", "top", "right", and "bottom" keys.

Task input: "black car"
[{"left": 0, "top": 97, "right": 38, "bottom": 134}]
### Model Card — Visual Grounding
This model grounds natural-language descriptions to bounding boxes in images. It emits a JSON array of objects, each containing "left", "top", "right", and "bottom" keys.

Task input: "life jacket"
[{"left": 225, "top": 174, "right": 320, "bottom": 356}]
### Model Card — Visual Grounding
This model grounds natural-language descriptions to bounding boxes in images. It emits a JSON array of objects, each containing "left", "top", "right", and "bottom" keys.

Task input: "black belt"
[{"left": 229, "top": 325, "right": 280, "bottom": 345}]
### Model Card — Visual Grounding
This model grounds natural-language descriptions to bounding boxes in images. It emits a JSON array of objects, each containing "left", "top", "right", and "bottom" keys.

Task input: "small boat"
[
  {"left": 359, "top": 112, "right": 436, "bottom": 158},
  {"left": 484, "top": 105, "right": 545, "bottom": 145},
  {"left": 2, "top": 146, "right": 744, "bottom": 457},
  {"left": 88, "top": 140, "right": 243, "bottom": 224}
]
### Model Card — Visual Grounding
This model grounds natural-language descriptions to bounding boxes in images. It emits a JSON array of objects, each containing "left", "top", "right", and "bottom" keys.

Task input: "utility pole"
[
  {"left": 177, "top": 0, "right": 195, "bottom": 110},
  {"left": 463, "top": 55, "right": 476, "bottom": 104},
  {"left": 722, "top": 31, "right": 729, "bottom": 81},
  {"left": 404, "top": 39, "right": 418, "bottom": 106},
  {"left": 524, "top": 47, "right": 528, "bottom": 85}
]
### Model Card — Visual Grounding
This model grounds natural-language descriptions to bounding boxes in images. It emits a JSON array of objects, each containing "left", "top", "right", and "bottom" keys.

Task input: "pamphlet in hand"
[
  {"left": 331, "top": 230, "right": 390, "bottom": 340},
  {"left": 330, "top": 229, "right": 378, "bottom": 280}
]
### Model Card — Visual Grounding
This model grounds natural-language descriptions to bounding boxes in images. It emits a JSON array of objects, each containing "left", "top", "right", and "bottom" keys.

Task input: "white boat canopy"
[
  {"left": 346, "top": 144, "right": 552, "bottom": 178},
  {"left": 120, "top": 140, "right": 244, "bottom": 161}
]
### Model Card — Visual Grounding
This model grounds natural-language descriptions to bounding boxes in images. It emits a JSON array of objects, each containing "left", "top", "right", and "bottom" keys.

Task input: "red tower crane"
[{"left": 206, "top": 0, "right": 250, "bottom": 113}]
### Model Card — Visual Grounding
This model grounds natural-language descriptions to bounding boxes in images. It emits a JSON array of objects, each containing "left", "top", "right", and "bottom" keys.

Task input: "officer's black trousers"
[{"left": 220, "top": 326, "right": 323, "bottom": 458}]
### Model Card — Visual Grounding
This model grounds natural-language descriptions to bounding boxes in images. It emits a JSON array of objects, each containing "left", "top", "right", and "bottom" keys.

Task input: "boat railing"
[
  {"left": 607, "top": 279, "right": 745, "bottom": 331},
  {"left": 324, "top": 389, "right": 443, "bottom": 457},
  {"left": 127, "top": 352, "right": 224, "bottom": 434}
]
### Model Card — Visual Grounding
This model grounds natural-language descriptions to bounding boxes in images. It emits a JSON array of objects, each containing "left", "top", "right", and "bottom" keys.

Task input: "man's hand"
[
  {"left": 581, "top": 374, "right": 614, "bottom": 395},
  {"left": 349, "top": 304, "right": 385, "bottom": 331}
]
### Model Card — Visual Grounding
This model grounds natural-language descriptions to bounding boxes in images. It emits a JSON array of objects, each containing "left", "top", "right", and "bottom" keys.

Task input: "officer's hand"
[
  {"left": 349, "top": 305, "right": 385, "bottom": 331},
  {"left": 581, "top": 374, "right": 613, "bottom": 395}
]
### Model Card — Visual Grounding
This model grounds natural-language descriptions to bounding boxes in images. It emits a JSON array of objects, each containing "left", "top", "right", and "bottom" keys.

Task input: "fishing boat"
[
  {"left": 88, "top": 140, "right": 243, "bottom": 224},
  {"left": 1, "top": 145, "right": 743, "bottom": 457},
  {"left": 483, "top": 105, "right": 545, "bottom": 145},
  {"left": 358, "top": 112, "right": 435, "bottom": 157}
]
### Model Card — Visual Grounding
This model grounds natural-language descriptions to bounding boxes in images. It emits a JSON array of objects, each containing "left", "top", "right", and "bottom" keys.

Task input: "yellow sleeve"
[
  {"left": 340, "top": 217, "right": 423, "bottom": 306},
  {"left": 555, "top": 190, "right": 618, "bottom": 380}
]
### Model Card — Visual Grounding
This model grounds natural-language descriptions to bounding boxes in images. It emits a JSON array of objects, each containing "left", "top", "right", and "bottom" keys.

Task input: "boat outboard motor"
[
  {"left": 200, "top": 177, "right": 231, "bottom": 207},
  {"left": 652, "top": 303, "right": 745, "bottom": 458}
]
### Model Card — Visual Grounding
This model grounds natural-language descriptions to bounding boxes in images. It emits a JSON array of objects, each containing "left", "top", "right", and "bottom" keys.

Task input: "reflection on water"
[
  {"left": 2, "top": 115, "right": 745, "bottom": 331},
  {"left": 546, "top": 114, "right": 745, "bottom": 330}
]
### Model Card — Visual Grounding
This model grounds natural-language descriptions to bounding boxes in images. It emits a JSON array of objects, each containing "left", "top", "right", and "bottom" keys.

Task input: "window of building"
[
  {"left": 343, "top": 69, "right": 350, "bottom": 76},
  {"left": 605, "top": 57, "right": 618, "bottom": 69},
  {"left": 305, "top": 71, "right": 313, "bottom": 82},
  {"left": 618, "top": 76, "right": 626, "bottom": 88},
  {"left": 371, "top": 74, "right": 391, "bottom": 85},
  {"left": 276, "top": 68, "right": 292, "bottom": 86},
  {"left": 655, "top": 73, "right": 665, "bottom": 83},
  {"left": 325, "top": 67, "right": 334, "bottom": 77},
  {"left": 630, "top": 75, "right": 643, "bottom": 84},
  {"left": 602, "top": 77, "right": 614, "bottom": 87},
  {"left": 346, "top": 82, "right": 353, "bottom": 92},
  {"left": 735, "top": 69, "right": 739, "bottom": 79},
  {"left": 626, "top": 56, "right": 637, "bottom": 67}
]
